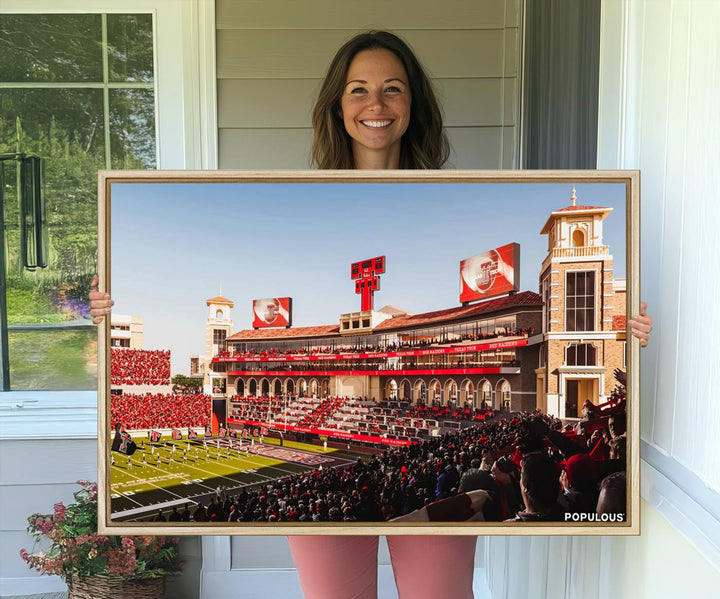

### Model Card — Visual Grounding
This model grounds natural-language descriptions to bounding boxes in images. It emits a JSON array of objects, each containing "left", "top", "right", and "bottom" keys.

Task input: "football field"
[{"left": 110, "top": 435, "right": 360, "bottom": 521}]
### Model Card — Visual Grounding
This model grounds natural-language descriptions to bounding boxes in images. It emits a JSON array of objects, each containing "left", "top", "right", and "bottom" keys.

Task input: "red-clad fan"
[
  {"left": 110, "top": 348, "right": 171, "bottom": 385},
  {"left": 110, "top": 393, "right": 211, "bottom": 429}
]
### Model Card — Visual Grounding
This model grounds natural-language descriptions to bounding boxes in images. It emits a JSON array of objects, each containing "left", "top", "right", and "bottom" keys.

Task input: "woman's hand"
[
  {"left": 628, "top": 301, "right": 652, "bottom": 347},
  {"left": 89, "top": 274, "right": 114, "bottom": 324}
]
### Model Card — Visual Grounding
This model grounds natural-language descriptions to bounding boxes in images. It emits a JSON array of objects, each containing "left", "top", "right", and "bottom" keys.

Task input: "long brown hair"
[{"left": 311, "top": 31, "right": 449, "bottom": 170}]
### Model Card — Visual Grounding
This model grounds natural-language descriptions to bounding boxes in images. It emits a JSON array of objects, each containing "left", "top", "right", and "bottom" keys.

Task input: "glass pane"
[
  {"left": 0, "top": 14, "right": 102, "bottom": 82},
  {"left": 566, "top": 272, "right": 576, "bottom": 296},
  {"left": 107, "top": 14, "right": 154, "bottom": 83},
  {"left": 567, "top": 346, "right": 575, "bottom": 365},
  {"left": 576, "top": 272, "right": 586, "bottom": 295},
  {"left": 109, "top": 88, "right": 156, "bottom": 168},
  {"left": 8, "top": 329, "right": 97, "bottom": 390},
  {"left": 1, "top": 89, "right": 104, "bottom": 332},
  {"left": 0, "top": 88, "right": 106, "bottom": 161}
]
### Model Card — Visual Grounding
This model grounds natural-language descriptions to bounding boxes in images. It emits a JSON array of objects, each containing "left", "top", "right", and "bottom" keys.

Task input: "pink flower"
[
  {"left": 19, "top": 548, "right": 29, "bottom": 562},
  {"left": 121, "top": 537, "right": 135, "bottom": 550},
  {"left": 34, "top": 518, "right": 53, "bottom": 535},
  {"left": 107, "top": 548, "right": 137, "bottom": 576},
  {"left": 53, "top": 503, "right": 66, "bottom": 522}
]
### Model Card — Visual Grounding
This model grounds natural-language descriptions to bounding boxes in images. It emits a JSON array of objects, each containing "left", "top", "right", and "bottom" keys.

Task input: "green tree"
[{"left": 171, "top": 375, "right": 203, "bottom": 393}]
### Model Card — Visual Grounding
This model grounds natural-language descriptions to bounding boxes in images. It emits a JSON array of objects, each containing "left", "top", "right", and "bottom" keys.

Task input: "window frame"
[
  {"left": 565, "top": 342, "right": 597, "bottom": 366},
  {"left": 564, "top": 269, "right": 596, "bottom": 332},
  {"left": 3, "top": 0, "right": 217, "bottom": 171}
]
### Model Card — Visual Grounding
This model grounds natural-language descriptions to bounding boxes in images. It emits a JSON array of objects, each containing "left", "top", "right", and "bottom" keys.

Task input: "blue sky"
[{"left": 110, "top": 180, "right": 627, "bottom": 374}]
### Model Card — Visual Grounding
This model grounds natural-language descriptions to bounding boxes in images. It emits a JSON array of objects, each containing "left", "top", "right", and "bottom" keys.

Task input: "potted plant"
[{"left": 20, "top": 480, "right": 182, "bottom": 598}]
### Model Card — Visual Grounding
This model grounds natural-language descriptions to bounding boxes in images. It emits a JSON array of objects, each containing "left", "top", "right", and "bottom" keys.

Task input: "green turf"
[{"left": 109, "top": 436, "right": 340, "bottom": 497}]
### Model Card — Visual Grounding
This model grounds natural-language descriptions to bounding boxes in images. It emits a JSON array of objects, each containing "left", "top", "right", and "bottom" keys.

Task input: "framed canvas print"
[{"left": 97, "top": 169, "right": 640, "bottom": 536}]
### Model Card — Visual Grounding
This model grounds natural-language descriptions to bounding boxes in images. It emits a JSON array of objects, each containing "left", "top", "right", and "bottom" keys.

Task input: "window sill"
[{"left": 0, "top": 391, "right": 97, "bottom": 440}]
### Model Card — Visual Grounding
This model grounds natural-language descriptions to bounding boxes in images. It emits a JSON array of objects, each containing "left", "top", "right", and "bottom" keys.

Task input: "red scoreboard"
[{"left": 351, "top": 255, "right": 385, "bottom": 311}]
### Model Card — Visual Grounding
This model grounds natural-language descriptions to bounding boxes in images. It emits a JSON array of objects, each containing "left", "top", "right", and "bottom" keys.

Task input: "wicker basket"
[{"left": 67, "top": 575, "right": 165, "bottom": 599}]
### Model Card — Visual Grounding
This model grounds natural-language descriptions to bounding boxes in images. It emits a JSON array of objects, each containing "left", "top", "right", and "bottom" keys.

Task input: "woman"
[{"left": 90, "top": 30, "right": 652, "bottom": 599}]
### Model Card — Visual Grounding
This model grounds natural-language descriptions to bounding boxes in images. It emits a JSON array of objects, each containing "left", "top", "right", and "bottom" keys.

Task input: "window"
[
  {"left": 213, "top": 329, "right": 227, "bottom": 352},
  {"left": 1, "top": 13, "right": 156, "bottom": 390},
  {"left": 565, "top": 343, "right": 597, "bottom": 366},
  {"left": 572, "top": 228, "right": 586, "bottom": 247},
  {"left": 565, "top": 271, "right": 595, "bottom": 331}
]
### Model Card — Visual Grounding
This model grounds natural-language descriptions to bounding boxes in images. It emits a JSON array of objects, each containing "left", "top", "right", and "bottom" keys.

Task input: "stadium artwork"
[{"left": 97, "top": 170, "right": 640, "bottom": 536}]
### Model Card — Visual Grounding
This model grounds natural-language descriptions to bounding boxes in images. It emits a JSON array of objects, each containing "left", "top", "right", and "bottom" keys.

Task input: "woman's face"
[{"left": 340, "top": 48, "right": 411, "bottom": 167}]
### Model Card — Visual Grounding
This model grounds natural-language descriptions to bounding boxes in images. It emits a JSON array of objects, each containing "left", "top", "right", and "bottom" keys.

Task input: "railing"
[{"left": 552, "top": 245, "right": 609, "bottom": 258}]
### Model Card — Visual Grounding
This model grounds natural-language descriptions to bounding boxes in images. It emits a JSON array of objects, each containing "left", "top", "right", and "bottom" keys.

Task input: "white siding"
[{"left": 597, "top": 0, "right": 720, "bottom": 491}]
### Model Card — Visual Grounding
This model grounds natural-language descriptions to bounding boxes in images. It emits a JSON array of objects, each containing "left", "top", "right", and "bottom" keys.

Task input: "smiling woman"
[
  {"left": 311, "top": 30, "right": 448, "bottom": 170},
  {"left": 340, "top": 48, "right": 412, "bottom": 169}
]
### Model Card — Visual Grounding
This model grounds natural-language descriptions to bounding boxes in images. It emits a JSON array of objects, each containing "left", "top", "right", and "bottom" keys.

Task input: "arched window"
[
  {"left": 565, "top": 343, "right": 597, "bottom": 366},
  {"left": 216, "top": 309, "right": 223, "bottom": 320},
  {"left": 572, "top": 228, "right": 586, "bottom": 247}
]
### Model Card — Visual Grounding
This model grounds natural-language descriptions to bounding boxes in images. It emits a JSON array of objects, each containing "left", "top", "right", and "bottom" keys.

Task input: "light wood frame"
[{"left": 97, "top": 169, "right": 640, "bottom": 536}]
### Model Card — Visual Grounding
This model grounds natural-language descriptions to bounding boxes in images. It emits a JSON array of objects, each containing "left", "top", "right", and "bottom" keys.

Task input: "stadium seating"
[
  {"left": 110, "top": 392, "right": 210, "bottom": 429},
  {"left": 111, "top": 348, "right": 171, "bottom": 385}
]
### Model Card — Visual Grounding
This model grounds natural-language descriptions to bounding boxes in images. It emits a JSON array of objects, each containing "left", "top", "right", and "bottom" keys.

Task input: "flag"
[
  {"left": 219, "top": 427, "right": 227, "bottom": 438},
  {"left": 261, "top": 427, "right": 269, "bottom": 436},
  {"left": 242, "top": 429, "right": 249, "bottom": 439},
  {"left": 205, "top": 424, "right": 212, "bottom": 437},
  {"left": 172, "top": 429, "right": 182, "bottom": 440},
  {"left": 252, "top": 428, "right": 259, "bottom": 437},
  {"left": 229, "top": 430, "right": 237, "bottom": 439},
  {"left": 150, "top": 430, "right": 162, "bottom": 443},
  {"left": 188, "top": 428, "right": 198, "bottom": 439},
  {"left": 112, "top": 428, "right": 137, "bottom": 455}
]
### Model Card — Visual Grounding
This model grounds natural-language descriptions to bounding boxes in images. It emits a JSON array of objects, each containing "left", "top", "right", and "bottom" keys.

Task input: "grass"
[{"left": 109, "top": 435, "right": 361, "bottom": 520}]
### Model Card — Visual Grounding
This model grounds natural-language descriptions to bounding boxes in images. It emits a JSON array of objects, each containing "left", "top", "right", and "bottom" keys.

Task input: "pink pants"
[{"left": 287, "top": 535, "right": 477, "bottom": 599}]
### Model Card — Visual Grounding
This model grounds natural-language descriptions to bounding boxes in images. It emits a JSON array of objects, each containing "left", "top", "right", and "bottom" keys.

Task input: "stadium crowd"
[
  {"left": 110, "top": 392, "right": 211, "bottom": 429},
  {"left": 405, "top": 404, "right": 493, "bottom": 422},
  {"left": 111, "top": 348, "right": 171, "bottom": 385},
  {"left": 177, "top": 400, "right": 627, "bottom": 524},
  {"left": 297, "top": 396, "right": 348, "bottom": 428}
]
